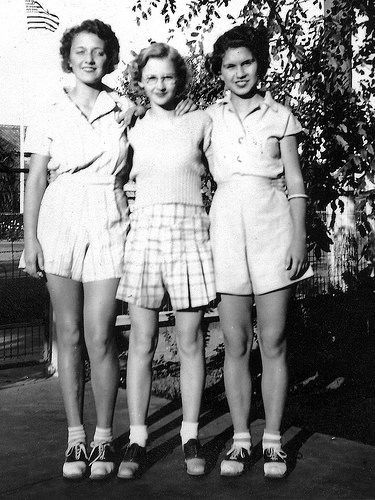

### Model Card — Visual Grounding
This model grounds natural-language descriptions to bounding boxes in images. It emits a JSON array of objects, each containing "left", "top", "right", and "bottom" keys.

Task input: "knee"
[
  {"left": 56, "top": 320, "right": 81, "bottom": 350},
  {"left": 86, "top": 327, "right": 116, "bottom": 359},
  {"left": 176, "top": 329, "right": 203, "bottom": 358},
  {"left": 223, "top": 330, "right": 251, "bottom": 359},
  {"left": 130, "top": 329, "right": 157, "bottom": 358},
  {"left": 258, "top": 332, "right": 286, "bottom": 360}
]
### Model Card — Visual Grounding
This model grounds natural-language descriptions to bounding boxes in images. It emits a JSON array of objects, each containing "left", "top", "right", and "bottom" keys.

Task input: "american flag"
[{"left": 25, "top": 0, "right": 59, "bottom": 32}]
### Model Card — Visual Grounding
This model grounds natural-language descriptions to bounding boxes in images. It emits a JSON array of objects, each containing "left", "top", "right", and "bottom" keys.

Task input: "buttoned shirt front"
[
  {"left": 206, "top": 91, "right": 302, "bottom": 183},
  {"left": 25, "top": 87, "right": 133, "bottom": 178}
]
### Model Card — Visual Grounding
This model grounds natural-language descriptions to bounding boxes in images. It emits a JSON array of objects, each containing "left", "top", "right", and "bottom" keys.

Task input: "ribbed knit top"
[{"left": 127, "top": 110, "right": 212, "bottom": 208}]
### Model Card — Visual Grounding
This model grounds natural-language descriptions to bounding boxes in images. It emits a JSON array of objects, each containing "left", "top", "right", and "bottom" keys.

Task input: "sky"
[{"left": 0, "top": 0, "right": 247, "bottom": 125}]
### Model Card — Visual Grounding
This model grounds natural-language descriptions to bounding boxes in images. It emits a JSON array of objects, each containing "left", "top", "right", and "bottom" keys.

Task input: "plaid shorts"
[{"left": 116, "top": 204, "right": 216, "bottom": 310}]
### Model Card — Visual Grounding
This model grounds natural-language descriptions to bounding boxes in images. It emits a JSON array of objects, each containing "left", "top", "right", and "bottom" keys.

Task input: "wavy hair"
[
  {"left": 130, "top": 43, "right": 190, "bottom": 97},
  {"left": 208, "top": 24, "right": 270, "bottom": 80},
  {"left": 60, "top": 19, "right": 120, "bottom": 74}
]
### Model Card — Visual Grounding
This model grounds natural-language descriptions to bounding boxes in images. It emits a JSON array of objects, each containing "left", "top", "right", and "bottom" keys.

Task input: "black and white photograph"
[{"left": 0, "top": 0, "right": 374, "bottom": 498}]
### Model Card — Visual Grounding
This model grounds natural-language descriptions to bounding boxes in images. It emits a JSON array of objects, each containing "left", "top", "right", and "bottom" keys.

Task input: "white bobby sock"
[
  {"left": 262, "top": 430, "right": 281, "bottom": 452},
  {"left": 232, "top": 431, "right": 252, "bottom": 453},
  {"left": 180, "top": 421, "right": 199, "bottom": 446},
  {"left": 129, "top": 425, "right": 148, "bottom": 447},
  {"left": 67, "top": 425, "right": 86, "bottom": 447},
  {"left": 93, "top": 427, "right": 113, "bottom": 445}
]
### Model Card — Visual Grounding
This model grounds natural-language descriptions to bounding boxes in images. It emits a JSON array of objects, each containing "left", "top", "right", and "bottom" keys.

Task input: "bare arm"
[
  {"left": 115, "top": 98, "right": 197, "bottom": 126},
  {"left": 23, "top": 153, "right": 49, "bottom": 278},
  {"left": 281, "top": 134, "right": 308, "bottom": 279}
]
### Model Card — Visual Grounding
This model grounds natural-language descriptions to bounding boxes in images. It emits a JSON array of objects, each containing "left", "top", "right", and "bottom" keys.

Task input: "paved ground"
[{"left": 0, "top": 366, "right": 374, "bottom": 500}]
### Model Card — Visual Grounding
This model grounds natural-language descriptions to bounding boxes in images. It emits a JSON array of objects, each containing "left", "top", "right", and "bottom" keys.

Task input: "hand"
[
  {"left": 115, "top": 105, "right": 146, "bottom": 127},
  {"left": 175, "top": 98, "right": 197, "bottom": 116},
  {"left": 24, "top": 239, "right": 45, "bottom": 279},
  {"left": 285, "top": 235, "right": 308, "bottom": 280},
  {"left": 271, "top": 176, "right": 287, "bottom": 195}
]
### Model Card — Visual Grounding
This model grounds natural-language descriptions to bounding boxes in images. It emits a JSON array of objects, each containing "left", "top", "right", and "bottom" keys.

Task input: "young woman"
[
  {"left": 206, "top": 24, "right": 313, "bottom": 479},
  {"left": 22, "top": 19, "right": 134, "bottom": 481},
  {"left": 115, "top": 43, "right": 215, "bottom": 479}
]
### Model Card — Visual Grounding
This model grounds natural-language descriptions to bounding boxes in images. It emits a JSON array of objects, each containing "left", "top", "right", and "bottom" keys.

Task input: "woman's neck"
[
  {"left": 230, "top": 91, "right": 263, "bottom": 118},
  {"left": 148, "top": 103, "right": 177, "bottom": 120},
  {"left": 69, "top": 80, "right": 103, "bottom": 109}
]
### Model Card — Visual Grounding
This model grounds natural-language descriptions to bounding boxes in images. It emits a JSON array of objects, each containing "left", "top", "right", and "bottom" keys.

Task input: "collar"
[
  {"left": 59, "top": 86, "right": 118, "bottom": 122},
  {"left": 222, "top": 90, "right": 279, "bottom": 113}
]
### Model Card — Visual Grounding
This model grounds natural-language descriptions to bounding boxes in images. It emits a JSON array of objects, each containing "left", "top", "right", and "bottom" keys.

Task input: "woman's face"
[
  {"left": 220, "top": 46, "right": 259, "bottom": 98},
  {"left": 69, "top": 31, "right": 108, "bottom": 85},
  {"left": 139, "top": 57, "right": 178, "bottom": 109}
]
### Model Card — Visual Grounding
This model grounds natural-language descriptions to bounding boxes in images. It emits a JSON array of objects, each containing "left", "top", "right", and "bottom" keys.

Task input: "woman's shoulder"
[
  {"left": 102, "top": 84, "right": 134, "bottom": 111},
  {"left": 263, "top": 92, "right": 295, "bottom": 117},
  {"left": 182, "top": 109, "right": 212, "bottom": 128}
]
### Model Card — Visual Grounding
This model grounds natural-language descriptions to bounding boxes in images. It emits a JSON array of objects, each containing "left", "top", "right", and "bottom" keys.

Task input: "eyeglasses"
[{"left": 143, "top": 74, "right": 177, "bottom": 86}]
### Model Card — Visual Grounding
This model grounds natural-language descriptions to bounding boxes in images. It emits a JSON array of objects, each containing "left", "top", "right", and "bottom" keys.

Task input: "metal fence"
[
  {"left": 0, "top": 201, "right": 370, "bottom": 367},
  {"left": 0, "top": 232, "right": 50, "bottom": 367}
]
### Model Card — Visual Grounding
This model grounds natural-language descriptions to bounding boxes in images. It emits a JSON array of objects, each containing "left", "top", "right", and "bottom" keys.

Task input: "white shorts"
[
  {"left": 210, "top": 176, "right": 313, "bottom": 295},
  {"left": 23, "top": 172, "right": 129, "bottom": 282}
]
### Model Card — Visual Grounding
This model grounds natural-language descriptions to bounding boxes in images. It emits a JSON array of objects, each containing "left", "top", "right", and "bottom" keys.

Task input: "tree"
[{"left": 120, "top": 0, "right": 375, "bottom": 264}]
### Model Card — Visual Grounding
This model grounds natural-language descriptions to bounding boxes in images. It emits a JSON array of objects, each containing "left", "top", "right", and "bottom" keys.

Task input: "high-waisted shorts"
[
  {"left": 21, "top": 172, "right": 129, "bottom": 282},
  {"left": 209, "top": 175, "right": 313, "bottom": 295},
  {"left": 116, "top": 203, "right": 216, "bottom": 310}
]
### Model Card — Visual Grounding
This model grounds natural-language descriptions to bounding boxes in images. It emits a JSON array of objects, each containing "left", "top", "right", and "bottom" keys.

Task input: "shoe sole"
[
  {"left": 63, "top": 473, "right": 85, "bottom": 481},
  {"left": 220, "top": 471, "right": 244, "bottom": 477},
  {"left": 264, "top": 472, "right": 287, "bottom": 479},
  {"left": 89, "top": 473, "right": 114, "bottom": 481},
  {"left": 117, "top": 468, "right": 142, "bottom": 480},
  {"left": 186, "top": 470, "right": 205, "bottom": 477},
  {"left": 185, "top": 463, "right": 205, "bottom": 476},
  {"left": 117, "top": 473, "right": 138, "bottom": 480}
]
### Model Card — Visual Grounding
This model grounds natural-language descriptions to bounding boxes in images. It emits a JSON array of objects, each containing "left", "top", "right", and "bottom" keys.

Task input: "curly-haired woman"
[{"left": 22, "top": 19, "right": 135, "bottom": 481}]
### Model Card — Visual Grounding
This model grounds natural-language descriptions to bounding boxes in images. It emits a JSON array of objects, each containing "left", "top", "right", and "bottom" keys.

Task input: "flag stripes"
[{"left": 25, "top": 0, "right": 59, "bottom": 31}]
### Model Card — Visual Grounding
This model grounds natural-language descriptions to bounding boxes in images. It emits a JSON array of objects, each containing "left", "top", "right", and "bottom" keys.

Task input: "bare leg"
[
  {"left": 175, "top": 309, "right": 205, "bottom": 423},
  {"left": 126, "top": 305, "right": 159, "bottom": 425},
  {"left": 83, "top": 279, "right": 120, "bottom": 430},
  {"left": 46, "top": 274, "right": 84, "bottom": 427},
  {"left": 218, "top": 294, "right": 254, "bottom": 433},
  {"left": 255, "top": 287, "right": 291, "bottom": 433},
  {"left": 175, "top": 308, "right": 205, "bottom": 476},
  {"left": 117, "top": 304, "right": 158, "bottom": 480}
]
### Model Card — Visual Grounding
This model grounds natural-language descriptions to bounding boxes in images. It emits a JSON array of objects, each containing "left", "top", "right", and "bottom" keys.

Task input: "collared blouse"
[
  {"left": 206, "top": 91, "right": 302, "bottom": 183},
  {"left": 25, "top": 87, "right": 133, "bottom": 178}
]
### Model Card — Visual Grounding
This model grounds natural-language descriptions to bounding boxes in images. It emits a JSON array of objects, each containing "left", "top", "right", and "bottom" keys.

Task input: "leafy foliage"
[{"left": 122, "top": 0, "right": 375, "bottom": 263}]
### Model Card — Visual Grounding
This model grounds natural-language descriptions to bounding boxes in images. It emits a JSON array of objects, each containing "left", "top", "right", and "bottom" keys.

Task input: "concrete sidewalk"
[{"left": 1, "top": 373, "right": 374, "bottom": 499}]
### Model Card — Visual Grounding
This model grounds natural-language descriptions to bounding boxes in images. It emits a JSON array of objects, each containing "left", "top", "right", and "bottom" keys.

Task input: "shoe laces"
[
  {"left": 90, "top": 442, "right": 111, "bottom": 463},
  {"left": 226, "top": 446, "right": 247, "bottom": 460},
  {"left": 66, "top": 442, "right": 88, "bottom": 460},
  {"left": 266, "top": 447, "right": 287, "bottom": 462}
]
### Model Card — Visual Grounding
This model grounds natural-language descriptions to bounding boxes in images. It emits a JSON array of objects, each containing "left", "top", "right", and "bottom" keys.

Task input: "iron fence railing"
[{"left": 0, "top": 201, "right": 372, "bottom": 366}]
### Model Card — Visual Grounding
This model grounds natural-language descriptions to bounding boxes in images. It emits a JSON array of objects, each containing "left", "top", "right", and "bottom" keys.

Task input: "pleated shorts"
[
  {"left": 116, "top": 203, "right": 216, "bottom": 310},
  {"left": 31, "top": 172, "right": 129, "bottom": 282},
  {"left": 210, "top": 175, "right": 313, "bottom": 295}
]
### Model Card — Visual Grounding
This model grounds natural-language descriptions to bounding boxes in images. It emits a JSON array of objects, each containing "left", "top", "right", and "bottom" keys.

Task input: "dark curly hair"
[
  {"left": 209, "top": 24, "right": 270, "bottom": 80},
  {"left": 130, "top": 43, "right": 190, "bottom": 97},
  {"left": 60, "top": 19, "right": 120, "bottom": 74}
]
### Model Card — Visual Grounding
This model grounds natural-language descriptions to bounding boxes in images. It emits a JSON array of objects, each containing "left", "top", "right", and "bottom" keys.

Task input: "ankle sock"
[
  {"left": 180, "top": 421, "right": 199, "bottom": 446},
  {"left": 129, "top": 425, "right": 148, "bottom": 447},
  {"left": 262, "top": 430, "right": 282, "bottom": 452},
  {"left": 232, "top": 431, "right": 252, "bottom": 453},
  {"left": 93, "top": 427, "right": 113, "bottom": 445},
  {"left": 67, "top": 425, "right": 86, "bottom": 447}
]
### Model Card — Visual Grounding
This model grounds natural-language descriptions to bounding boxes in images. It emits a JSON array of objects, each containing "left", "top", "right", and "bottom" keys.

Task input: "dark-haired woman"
[
  {"left": 22, "top": 19, "right": 133, "bottom": 480},
  {"left": 206, "top": 24, "right": 313, "bottom": 479}
]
